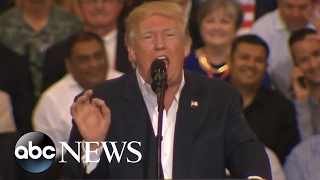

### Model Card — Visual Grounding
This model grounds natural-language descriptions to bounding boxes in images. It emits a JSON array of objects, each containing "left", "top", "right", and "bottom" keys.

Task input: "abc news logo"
[{"left": 14, "top": 132, "right": 142, "bottom": 173}]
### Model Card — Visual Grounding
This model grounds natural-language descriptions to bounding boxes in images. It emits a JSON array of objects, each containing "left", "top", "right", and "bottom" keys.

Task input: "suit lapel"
[
  {"left": 172, "top": 71, "right": 206, "bottom": 178},
  {"left": 120, "top": 71, "right": 157, "bottom": 178}
]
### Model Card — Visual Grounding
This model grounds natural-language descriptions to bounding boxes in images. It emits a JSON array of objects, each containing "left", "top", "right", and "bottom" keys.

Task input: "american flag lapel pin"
[{"left": 191, "top": 100, "right": 198, "bottom": 107}]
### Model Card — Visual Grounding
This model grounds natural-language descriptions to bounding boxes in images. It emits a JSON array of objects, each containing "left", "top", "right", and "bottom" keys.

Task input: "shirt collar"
[
  {"left": 102, "top": 29, "right": 118, "bottom": 44},
  {"left": 248, "top": 88, "right": 268, "bottom": 105},
  {"left": 308, "top": 95, "right": 319, "bottom": 106},
  {"left": 135, "top": 68, "right": 185, "bottom": 100},
  {"left": 67, "top": 70, "right": 114, "bottom": 90},
  {"left": 275, "top": 8, "right": 314, "bottom": 31},
  {"left": 275, "top": 9, "right": 287, "bottom": 31},
  {"left": 65, "top": 73, "right": 84, "bottom": 90}
]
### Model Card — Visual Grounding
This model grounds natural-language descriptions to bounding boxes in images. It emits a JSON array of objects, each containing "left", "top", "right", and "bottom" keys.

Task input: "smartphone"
[
  {"left": 297, "top": 76, "right": 307, "bottom": 89},
  {"left": 293, "top": 60, "right": 307, "bottom": 89}
]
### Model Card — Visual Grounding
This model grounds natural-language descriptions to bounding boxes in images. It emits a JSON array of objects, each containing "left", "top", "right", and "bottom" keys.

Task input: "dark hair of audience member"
[
  {"left": 288, "top": 28, "right": 317, "bottom": 65},
  {"left": 230, "top": 34, "right": 270, "bottom": 60},
  {"left": 289, "top": 28, "right": 317, "bottom": 47},
  {"left": 65, "top": 31, "right": 105, "bottom": 59}
]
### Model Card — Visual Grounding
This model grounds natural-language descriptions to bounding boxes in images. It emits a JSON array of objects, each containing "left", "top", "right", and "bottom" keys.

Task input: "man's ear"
[
  {"left": 65, "top": 58, "right": 72, "bottom": 73},
  {"left": 226, "top": 55, "right": 232, "bottom": 66},
  {"left": 127, "top": 45, "right": 137, "bottom": 64},
  {"left": 184, "top": 42, "right": 191, "bottom": 58}
]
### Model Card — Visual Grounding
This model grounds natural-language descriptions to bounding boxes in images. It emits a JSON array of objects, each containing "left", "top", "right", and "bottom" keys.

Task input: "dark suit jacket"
[
  {"left": 41, "top": 26, "right": 133, "bottom": 92},
  {"left": 0, "top": 43, "right": 35, "bottom": 134},
  {"left": 64, "top": 70, "right": 272, "bottom": 179}
]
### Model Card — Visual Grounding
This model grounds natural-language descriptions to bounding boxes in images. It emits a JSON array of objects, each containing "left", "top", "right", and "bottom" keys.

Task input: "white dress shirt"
[
  {"left": 0, "top": 90, "right": 16, "bottom": 133},
  {"left": 102, "top": 29, "right": 118, "bottom": 70},
  {"left": 251, "top": 9, "right": 314, "bottom": 95},
  {"left": 33, "top": 69, "right": 123, "bottom": 157},
  {"left": 81, "top": 69, "right": 185, "bottom": 179}
]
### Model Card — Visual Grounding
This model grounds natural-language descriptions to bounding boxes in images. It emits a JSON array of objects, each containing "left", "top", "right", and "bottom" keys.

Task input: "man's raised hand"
[{"left": 70, "top": 90, "right": 111, "bottom": 149}]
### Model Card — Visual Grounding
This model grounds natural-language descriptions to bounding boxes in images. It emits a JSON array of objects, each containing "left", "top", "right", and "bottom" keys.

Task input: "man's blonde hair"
[{"left": 124, "top": 1, "right": 192, "bottom": 47}]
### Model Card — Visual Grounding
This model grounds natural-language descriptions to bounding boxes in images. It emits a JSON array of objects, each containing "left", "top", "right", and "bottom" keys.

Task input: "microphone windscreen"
[
  {"left": 151, "top": 59, "right": 166, "bottom": 71},
  {"left": 151, "top": 59, "right": 167, "bottom": 78}
]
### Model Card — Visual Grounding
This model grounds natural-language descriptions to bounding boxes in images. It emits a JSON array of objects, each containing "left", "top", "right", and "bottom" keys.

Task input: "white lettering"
[
  {"left": 43, "top": 146, "right": 56, "bottom": 159},
  {"left": 15, "top": 146, "right": 28, "bottom": 159},
  {"left": 29, "top": 141, "right": 42, "bottom": 159},
  {"left": 84, "top": 142, "right": 100, "bottom": 163},
  {"left": 102, "top": 141, "right": 127, "bottom": 163},
  {"left": 59, "top": 141, "right": 81, "bottom": 163},
  {"left": 127, "top": 141, "right": 142, "bottom": 163}
]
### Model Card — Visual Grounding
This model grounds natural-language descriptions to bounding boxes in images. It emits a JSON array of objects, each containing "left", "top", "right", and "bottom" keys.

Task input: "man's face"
[
  {"left": 278, "top": 0, "right": 314, "bottom": 31},
  {"left": 127, "top": 14, "right": 190, "bottom": 86},
  {"left": 79, "top": 0, "right": 123, "bottom": 28},
  {"left": 66, "top": 39, "right": 108, "bottom": 89},
  {"left": 229, "top": 42, "right": 268, "bottom": 88},
  {"left": 291, "top": 38, "right": 320, "bottom": 86}
]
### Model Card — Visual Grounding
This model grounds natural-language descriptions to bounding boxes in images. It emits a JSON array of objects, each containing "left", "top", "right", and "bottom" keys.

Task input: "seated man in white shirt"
[
  {"left": 0, "top": 90, "right": 16, "bottom": 133},
  {"left": 33, "top": 31, "right": 123, "bottom": 158}
]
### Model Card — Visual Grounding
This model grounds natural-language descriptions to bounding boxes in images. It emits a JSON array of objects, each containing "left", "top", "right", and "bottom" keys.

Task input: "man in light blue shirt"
[
  {"left": 284, "top": 134, "right": 320, "bottom": 180},
  {"left": 288, "top": 28, "right": 320, "bottom": 140},
  {"left": 251, "top": 0, "right": 316, "bottom": 95}
]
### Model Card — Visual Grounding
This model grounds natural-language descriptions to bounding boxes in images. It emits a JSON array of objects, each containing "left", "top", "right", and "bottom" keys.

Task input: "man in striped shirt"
[{"left": 284, "top": 134, "right": 320, "bottom": 180}]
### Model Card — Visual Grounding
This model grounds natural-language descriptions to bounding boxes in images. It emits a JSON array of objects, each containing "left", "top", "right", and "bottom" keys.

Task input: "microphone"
[
  {"left": 151, "top": 59, "right": 168, "bottom": 101},
  {"left": 150, "top": 59, "right": 168, "bottom": 179}
]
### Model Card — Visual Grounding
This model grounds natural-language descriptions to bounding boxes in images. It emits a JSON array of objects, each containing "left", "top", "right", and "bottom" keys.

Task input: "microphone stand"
[
  {"left": 156, "top": 80, "right": 166, "bottom": 180},
  {"left": 157, "top": 82, "right": 166, "bottom": 179}
]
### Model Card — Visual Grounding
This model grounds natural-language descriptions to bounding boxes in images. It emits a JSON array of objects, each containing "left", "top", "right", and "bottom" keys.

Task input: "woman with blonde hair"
[{"left": 184, "top": 0, "right": 271, "bottom": 88}]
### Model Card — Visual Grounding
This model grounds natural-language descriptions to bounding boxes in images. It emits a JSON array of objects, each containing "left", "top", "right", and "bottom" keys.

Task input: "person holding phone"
[{"left": 288, "top": 28, "right": 320, "bottom": 141}]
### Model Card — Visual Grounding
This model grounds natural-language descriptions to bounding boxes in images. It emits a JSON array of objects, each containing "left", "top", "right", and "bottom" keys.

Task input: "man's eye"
[{"left": 143, "top": 36, "right": 152, "bottom": 39}]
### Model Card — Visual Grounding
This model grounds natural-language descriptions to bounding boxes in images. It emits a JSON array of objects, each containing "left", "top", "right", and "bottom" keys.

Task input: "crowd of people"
[{"left": 0, "top": 0, "right": 319, "bottom": 179}]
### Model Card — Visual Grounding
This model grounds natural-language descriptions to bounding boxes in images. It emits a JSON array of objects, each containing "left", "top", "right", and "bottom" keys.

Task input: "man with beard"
[
  {"left": 228, "top": 34, "right": 300, "bottom": 164},
  {"left": 42, "top": 0, "right": 133, "bottom": 92}
]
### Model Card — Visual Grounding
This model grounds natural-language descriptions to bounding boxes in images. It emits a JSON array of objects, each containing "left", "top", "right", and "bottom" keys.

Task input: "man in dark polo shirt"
[{"left": 228, "top": 34, "right": 300, "bottom": 164}]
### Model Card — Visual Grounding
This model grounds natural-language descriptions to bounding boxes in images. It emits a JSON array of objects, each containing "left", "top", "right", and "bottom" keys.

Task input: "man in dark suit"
[
  {"left": 64, "top": 2, "right": 271, "bottom": 179},
  {"left": 0, "top": 43, "right": 35, "bottom": 134},
  {"left": 42, "top": 0, "right": 133, "bottom": 92}
]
